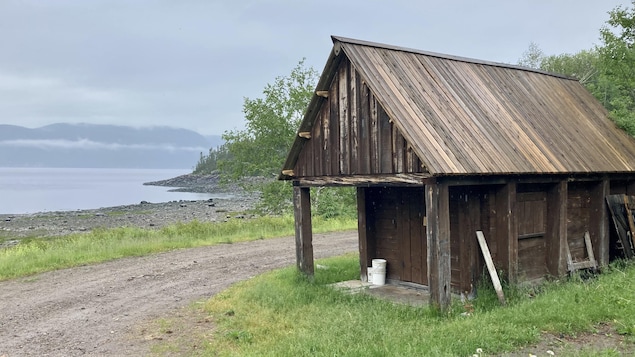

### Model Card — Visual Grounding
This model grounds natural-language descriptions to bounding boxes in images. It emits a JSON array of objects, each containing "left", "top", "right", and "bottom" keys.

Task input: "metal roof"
[{"left": 282, "top": 36, "right": 635, "bottom": 177}]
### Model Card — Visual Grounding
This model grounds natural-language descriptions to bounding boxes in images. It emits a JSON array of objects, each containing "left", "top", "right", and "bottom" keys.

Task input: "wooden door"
[
  {"left": 517, "top": 190, "right": 548, "bottom": 280},
  {"left": 367, "top": 187, "right": 427, "bottom": 285}
]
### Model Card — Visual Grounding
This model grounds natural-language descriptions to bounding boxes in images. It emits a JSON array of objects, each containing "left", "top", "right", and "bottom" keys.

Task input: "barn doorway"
[{"left": 364, "top": 187, "right": 427, "bottom": 285}]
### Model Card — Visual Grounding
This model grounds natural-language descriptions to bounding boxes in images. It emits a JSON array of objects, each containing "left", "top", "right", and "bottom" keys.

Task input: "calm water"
[{"left": 0, "top": 168, "right": 217, "bottom": 214}]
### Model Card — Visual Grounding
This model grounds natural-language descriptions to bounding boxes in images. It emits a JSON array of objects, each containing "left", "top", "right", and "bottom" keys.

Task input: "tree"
[
  {"left": 219, "top": 60, "right": 319, "bottom": 179},
  {"left": 517, "top": 42, "right": 545, "bottom": 69},
  {"left": 192, "top": 145, "right": 231, "bottom": 174},
  {"left": 598, "top": 0, "right": 635, "bottom": 132}
]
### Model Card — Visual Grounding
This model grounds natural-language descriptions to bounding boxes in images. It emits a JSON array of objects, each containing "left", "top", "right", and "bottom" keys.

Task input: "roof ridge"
[{"left": 331, "top": 35, "right": 575, "bottom": 81}]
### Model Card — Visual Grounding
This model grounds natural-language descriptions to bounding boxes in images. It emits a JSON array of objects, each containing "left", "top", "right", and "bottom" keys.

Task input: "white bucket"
[
  {"left": 372, "top": 259, "right": 387, "bottom": 270},
  {"left": 371, "top": 259, "right": 387, "bottom": 286},
  {"left": 372, "top": 267, "right": 386, "bottom": 285}
]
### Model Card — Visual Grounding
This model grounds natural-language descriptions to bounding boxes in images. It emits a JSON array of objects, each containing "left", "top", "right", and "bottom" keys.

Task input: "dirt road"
[{"left": 0, "top": 231, "right": 358, "bottom": 356}]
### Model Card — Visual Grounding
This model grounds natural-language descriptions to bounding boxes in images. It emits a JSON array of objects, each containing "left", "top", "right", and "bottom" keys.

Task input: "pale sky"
[{"left": 0, "top": 0, "right": 631, "bottom": 136}]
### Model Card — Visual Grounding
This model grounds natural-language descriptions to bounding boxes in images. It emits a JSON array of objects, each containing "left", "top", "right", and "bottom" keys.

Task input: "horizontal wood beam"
[
  {"left": 298, "top": 131, "right": 311, "bottom": 139},
  {"left": 296, "top": 173, "right": 432, "bottom": 187},
  {"left": 282, "top": 169, "right": 294, "bottom": 177},
  {"left": 315, "top": 90, "right": 329, "bottom": 98}
]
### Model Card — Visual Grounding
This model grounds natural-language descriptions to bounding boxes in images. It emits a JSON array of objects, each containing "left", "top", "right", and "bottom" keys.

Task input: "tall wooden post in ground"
[
  {"left": 590, "top": 178, "right": 610, "bottom": 266},
  {"left": 426, "top": 180, "right": 451, "bottom": 310},
  {"left": 293, "top": 185, "right": 314, "bottom": 276},
  {"left": 495, "top": 182, "right": 518, "bottom": 283},
  {"left": 546, "top": 180, "right": 567, "bottom": 276}
]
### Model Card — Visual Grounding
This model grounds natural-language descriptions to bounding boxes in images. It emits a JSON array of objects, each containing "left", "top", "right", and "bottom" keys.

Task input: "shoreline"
[{"left": 0, "top": 173, "right": 261, "bottom": 245}]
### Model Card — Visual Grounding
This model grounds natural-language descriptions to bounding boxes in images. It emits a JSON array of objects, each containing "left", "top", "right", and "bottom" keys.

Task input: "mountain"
[{"left": 0, "top": 123, "right": 223, "bottom": 169}]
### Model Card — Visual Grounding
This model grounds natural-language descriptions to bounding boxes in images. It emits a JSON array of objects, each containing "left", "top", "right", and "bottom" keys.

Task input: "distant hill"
[{"left": 0, "top": 123, "right": 223, "bottom": 169}]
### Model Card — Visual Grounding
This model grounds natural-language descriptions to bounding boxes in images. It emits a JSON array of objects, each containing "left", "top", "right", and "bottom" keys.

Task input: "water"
[{"left": 0, "top": 168, "right": 217, "bottom": 214}]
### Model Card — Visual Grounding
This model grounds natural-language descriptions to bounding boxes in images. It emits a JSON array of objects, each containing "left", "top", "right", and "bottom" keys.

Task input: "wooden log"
[
  {"left": 476, "top": 231, "right": 506, "bottom": 305},
  {"left": 315, "top": 90, "right": 329, "bottom": 98},
  {"left": 298, "top": 131, "right": 312, "bottom": 139},
  {"left": 293, "top": 186, "right": 314, "bottom": 276},
  {"left": 426, "top": 180, "right": 451, "bottom": 310},
  {"left": 281, "top": 169, "right": 294, "bottom": 177}
]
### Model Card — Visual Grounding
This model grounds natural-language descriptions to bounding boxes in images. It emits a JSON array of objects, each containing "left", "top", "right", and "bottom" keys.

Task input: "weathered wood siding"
[{"left": 293, "top": 57, "right": 425, "bottom": 177}]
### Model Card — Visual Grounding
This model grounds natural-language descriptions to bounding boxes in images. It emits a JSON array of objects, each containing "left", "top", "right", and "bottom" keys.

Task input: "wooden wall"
[
  {"left": 355, "top": 177, "right": 625, "bottom": 297},
  {"left": 293, "top": 57, "right": 425, "bottom": 177}
]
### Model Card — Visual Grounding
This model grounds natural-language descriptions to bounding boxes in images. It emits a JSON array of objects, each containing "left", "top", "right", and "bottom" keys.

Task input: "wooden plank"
[
  {"left": 476, "top": 231, "right": 506, "bottom": 305},
  {"left": 339, "top": 61, "right": 350, "bottom": 175},
  {"left": 606, "top": 194, "right": 635, "bottom": 258},
  {"left": 566, "top": 231, "right": 597, "bottom": 272},
  {"left": 624, "top": 195, "right": 635, "bottom": 253},
  {"left": 495, "top": 182, "right": 518, "bottom": 283},
  {"left": 293, "top": 186, "right": 314, "bottom": 276},
  {"left": 426, "top": 180, "right": 451, "bottom": 310},
  {"left": 358, "top": 81, "right": 371, "bottom": 174},
  {"left": 584, "top": 232, "right": 597, "bottom": 267},
  {"left": 350, "top": 66, "right": 359, "bottom": 174},
  {"left": 546, "top": 181, "right": 567, "bottom": 277},
  {"left": 370, "top": 94, "right": 380, "bottom": 173}
]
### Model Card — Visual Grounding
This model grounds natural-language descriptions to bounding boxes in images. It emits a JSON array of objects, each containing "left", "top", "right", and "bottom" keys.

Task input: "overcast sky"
[{"left": 1, "top": 0, "right": 631, "bottom": 136}]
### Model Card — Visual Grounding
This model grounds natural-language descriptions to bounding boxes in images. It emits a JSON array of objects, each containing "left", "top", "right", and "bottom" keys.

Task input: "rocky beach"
[{"left": 0, "top": 173, "right": 260, "bottom": 246}]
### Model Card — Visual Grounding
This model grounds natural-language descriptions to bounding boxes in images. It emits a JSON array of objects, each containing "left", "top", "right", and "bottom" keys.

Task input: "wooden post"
[
  {"left": 546, "top": 181, "right": 567, "bottom": 277},
  {"left": 426, "top": 180, "right": 451, "bottom": 310},
  {"left": 495, "top": 182, "right": 517, "bottom": 283},
  {"left": 590, "top": 179, "right": 609, "bottom": 266},
  {"left": 293, "top": 185, "right": 314, "bottom": 276},
  {"left": 476, "top": 231, "right": 506, "bottom": 305},
  {"left": 357, "top": 187, "right": 370, "bottom": 282}
]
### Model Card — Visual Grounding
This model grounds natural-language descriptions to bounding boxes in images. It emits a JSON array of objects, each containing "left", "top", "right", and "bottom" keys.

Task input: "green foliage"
[
  {"left": 599, "top": 0, "right": 635, "bottom": 132},
  {"left": 255, "top": 180, "right": 294, "bottom": 215},
  {"left": 193, "top": 144, "right": 231, "bottom": 174},
  {"left": 311, "top": 187, "right": 357, "bottom": 219},
  {"left": 218, "top": 59, "right": 319, "bottom": 179}
]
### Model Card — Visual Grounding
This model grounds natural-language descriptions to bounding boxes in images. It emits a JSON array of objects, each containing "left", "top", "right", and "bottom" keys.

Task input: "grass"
[
  {"left": 0, "top": 215, "right": 356, "bottom": 281},
  {"left": 198, "top": 256, "right": 635, "bottom": 356}
]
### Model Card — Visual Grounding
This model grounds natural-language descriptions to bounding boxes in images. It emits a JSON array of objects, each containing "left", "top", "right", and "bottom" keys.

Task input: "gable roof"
[{"left": 282, "top": 36, "right": 635, "bottom": 178}]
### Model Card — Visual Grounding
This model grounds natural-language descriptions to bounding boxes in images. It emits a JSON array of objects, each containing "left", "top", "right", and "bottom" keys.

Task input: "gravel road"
[{"left": 0, "top": 231, "right": 358, "bottom": 356}]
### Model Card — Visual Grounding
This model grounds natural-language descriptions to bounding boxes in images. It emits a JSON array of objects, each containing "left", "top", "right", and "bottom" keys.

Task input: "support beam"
[
  {"left": 495, "top": 182, "right": 518, "bottom": 283},
  {"left": 426, "top": 180, "right": 451, "bottom": 310},
  {"left": 546, "top": 181, "right": 567, "bottom": 277},
  {"left": 357, "top": 187, "right": 370, "bottom": 282},
  {"left": 590, "top": 179, "right": 610, "bottom": 266},
  {"left": 293, "top": 185, "right": 314, "bottom": 276}
]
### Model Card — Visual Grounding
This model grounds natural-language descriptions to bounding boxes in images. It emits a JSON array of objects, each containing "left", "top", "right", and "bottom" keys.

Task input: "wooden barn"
[{"left": 279, "top": 36, "right": 635, "bottom": 308}]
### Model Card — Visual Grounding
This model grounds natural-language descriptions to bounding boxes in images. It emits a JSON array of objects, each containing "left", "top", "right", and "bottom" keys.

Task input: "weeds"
[
  {"left": 0, "top": 215, "right": 356, "bottom": 281},
  {"left": 200, "top": 257, "right": 635, "bottom": 356}
]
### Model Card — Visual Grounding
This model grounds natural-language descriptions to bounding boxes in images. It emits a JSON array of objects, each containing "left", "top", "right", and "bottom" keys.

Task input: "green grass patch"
[
  {"left": 201, "top": 257, "right": 635, "bottom": 356},
  {"left": 0, "top": 215, "right": 356, "bottom": 281}
]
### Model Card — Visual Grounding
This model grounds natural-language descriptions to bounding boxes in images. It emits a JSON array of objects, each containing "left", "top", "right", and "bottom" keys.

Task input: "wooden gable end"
[{"left": 293, "top": 57, "right": 426, "bottom": 178}]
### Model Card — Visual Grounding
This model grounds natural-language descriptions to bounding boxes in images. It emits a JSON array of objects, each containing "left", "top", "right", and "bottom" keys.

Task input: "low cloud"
[{"left": 0, "top": 139, "right": 207, "bottom": 152}]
